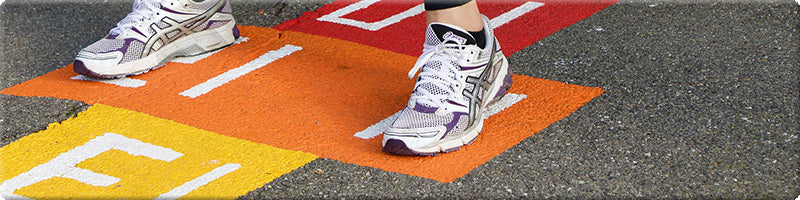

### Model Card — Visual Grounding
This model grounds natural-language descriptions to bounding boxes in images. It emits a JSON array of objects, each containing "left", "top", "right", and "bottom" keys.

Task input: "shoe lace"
[
  {"left": 110, "top": 0, "right": 160, "bottom": 35},
  {"left": 407, "top": 37, "right": 472, "bottom": 111}
]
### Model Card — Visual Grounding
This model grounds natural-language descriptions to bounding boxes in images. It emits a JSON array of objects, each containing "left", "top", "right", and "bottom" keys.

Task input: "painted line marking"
[
  {"left": 0, "top": 133, "right": 183, "bottom": 200},
  {"left": 483, "top": 93, "right": 527, "bottom": 119},
  {"left": 0, "top": 104, "right": 317, "bottom": 199},
  {"left": 488, "top": 2, "right": 545, "bottom": 29},
  {"left": 70, "top": 75, "right": 147, "bottom": 88},
  {"left": 172, "top": 37, "right": 249, "bottom": 64},
  {"left": 317, "top": 0, "right": 543, "bottom": 31},
  {"left": 179, "top": 44, "right": 302, "bottom": 98},
  {"left": 354, "top": 111, "right": 402, "bottom": 139},
  {"left": 155, "top": 163, "right": 242, "bottom": 200},
  {"left": 354, "top": 93, "right": 528, "bottom": 139},
  {"left": 317, "top": 0, "right": 424, "bottom": 31}
]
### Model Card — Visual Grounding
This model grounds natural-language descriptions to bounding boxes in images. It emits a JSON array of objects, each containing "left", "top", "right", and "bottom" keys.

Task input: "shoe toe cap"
[
  {"left": 73, "top": 51, "right": 126, "bottom": 78},
  {"left": 382, "top": 139, "right": 438, "bottom": 156}
]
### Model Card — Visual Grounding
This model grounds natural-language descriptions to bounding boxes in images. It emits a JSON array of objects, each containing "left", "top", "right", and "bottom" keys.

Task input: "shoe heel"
[{"left": 232, "top": 25, "right": 240, "bottom": 39}]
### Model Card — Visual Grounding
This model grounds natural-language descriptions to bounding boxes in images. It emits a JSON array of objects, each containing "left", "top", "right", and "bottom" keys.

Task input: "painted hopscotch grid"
[{"left": 1, "top": 26, "right": 604, "bottom": 182}]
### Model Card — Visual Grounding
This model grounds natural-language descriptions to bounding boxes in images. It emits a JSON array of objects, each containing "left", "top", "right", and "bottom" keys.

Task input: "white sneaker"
[
  {"left": 74, "top": 0, "right": 238, "bottom": 79},
  {"left": 383, "top": 15, "right": 513, "bottom": 156}
]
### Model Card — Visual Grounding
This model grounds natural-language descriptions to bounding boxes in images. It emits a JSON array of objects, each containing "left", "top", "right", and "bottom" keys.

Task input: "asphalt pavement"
[{"left": 1, "top": 0, "right": 798, "bottom": 198}]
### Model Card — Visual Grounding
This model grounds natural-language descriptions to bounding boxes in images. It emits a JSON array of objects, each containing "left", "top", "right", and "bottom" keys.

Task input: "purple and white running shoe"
[
  {"left": 74, "top": 0, "right": 239, "bottom": 79},
  {"left": 383, "top": 15, "right": 513, "bottom": 156}
]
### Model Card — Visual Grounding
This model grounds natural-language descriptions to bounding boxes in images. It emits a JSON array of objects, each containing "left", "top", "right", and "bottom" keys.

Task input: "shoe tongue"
[
  {"left": 133, "top": 0, "right": 159, "bottom": 10},
  {"left": 429, "top": 23, "right": 476, "bottom": 46}
]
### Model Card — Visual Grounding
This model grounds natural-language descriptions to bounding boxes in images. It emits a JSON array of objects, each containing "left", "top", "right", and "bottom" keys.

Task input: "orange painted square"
[{"left": 1, "top": 26, "right": 603, "bottom": 182}]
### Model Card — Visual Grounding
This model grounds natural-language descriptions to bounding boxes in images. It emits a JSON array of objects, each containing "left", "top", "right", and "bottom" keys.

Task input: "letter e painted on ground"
[
  {"left": 0, "top": 104, "right": 317, "bottom": 199},
  {"left": 0, "top": 133, "right": 183, "bottom": 200}
]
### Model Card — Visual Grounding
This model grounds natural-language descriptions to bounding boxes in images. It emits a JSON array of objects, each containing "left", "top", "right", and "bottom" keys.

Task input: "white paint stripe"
[
  {"left": 483, "top": 93, "right": 527, "bottom": 119},
  {"left": 71, "top": 75, "right": 147, "bottom": 88},
  {"left": 489, "top": 2, "right": 545, "bottom": 29},
  {"left": 317, "top": 0, "right": 424, "bottom": 31},
  {"left": 61, "top": 167, "right": 121, "bottom": 186},
  {"left": 154, "top": 163, "right": 242, "bottom": 200},
  {"left": 172, "top": 37, "right": 249, "bottom": 64},
  {"left": 354, "top": 111, "right": 402, "bottom": 139},
  {"left": 353, "top": 93, "right": 527, "bottom": 139},
  {"left": 179, "top": 45, "right": 302, "bottom": 98},
  {"left": 0, "top": 193, "right": 31, "bottom": 200},
  {"left": 318, "top": 0, "right": 541, "bottom": 31}
]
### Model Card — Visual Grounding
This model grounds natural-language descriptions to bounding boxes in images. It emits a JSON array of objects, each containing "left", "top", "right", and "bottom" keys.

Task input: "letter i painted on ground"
[{"left": 180, "top": 45, "right": 302, "bottom": 98}]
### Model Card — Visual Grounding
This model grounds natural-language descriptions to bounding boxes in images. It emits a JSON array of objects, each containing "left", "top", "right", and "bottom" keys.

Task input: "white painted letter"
[
  {"left": 71, "top": 75, "right": 147, "bottom": 88},
  {"left": 180, "top": 45, "right": 302, "bottom": 98},
  {"left": 155, "top": 163, "right": 242, "bottom": 200},
  {"left": 317, "top": 0, "right": 424, "bottom": 31},
  {"left": 489, "top": 2, "right": 545, "bottom": 29},
  {"left": 0, "top": 133, "right": 183, "bottom": 200},
  {"left": 319, "top": 1, "right": 545, "bottom": 31}
]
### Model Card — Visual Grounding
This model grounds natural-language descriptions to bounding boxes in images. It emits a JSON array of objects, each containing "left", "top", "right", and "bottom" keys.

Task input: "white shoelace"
[
  {"left": 407, "top": 37, "right": 472, "bottom": 111},
  {"left": 110, "top": 0, "right": 160, "bottom": 35}
]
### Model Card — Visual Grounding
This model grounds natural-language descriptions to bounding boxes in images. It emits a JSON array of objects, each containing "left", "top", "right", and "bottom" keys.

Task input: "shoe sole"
[{"left": 74, "top": 22, "right": 239, "bottom": 79}]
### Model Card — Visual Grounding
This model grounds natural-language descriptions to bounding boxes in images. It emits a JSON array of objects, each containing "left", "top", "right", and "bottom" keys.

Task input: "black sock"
[
  {"left": 468, "top": 29, "right": 486, "bottom": 49},
  {"left": 431, "top": 24, "right": 476, "bottom": 45}
]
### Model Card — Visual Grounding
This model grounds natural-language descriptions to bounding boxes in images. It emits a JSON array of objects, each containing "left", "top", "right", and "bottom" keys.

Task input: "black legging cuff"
[{"left": 423, "top": 0, "right": 472, "bottom": 11}]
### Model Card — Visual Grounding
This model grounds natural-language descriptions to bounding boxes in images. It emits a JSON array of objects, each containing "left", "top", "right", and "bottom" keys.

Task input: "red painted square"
[{"left": 275, "top": 0, "right": 617, "bottom": 57}]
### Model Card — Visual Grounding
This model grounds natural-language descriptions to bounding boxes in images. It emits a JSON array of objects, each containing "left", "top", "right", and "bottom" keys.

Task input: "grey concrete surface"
[{"left": 1, "top": 0, "right": 798, "bottom": 199}]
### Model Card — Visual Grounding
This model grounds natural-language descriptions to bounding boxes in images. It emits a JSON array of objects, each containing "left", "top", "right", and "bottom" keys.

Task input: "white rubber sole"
[{"left": 78, "top": 21, "right": 237, "bottom": 78}]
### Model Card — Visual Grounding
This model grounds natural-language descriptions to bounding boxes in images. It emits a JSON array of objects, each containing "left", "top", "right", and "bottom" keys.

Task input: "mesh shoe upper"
[
  {"left": 388, "top": 21, "right": 498, "bottom": 140},
  {"left": 75, "top": 0, "right": 235, "bottom": 78},
  {"left": 384, "top": 15, "right": 511, "bottom": 156}
]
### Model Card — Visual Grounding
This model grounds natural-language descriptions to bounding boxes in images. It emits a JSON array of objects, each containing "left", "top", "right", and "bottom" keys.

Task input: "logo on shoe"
[
  {"left": 462, "top": 41, "right": 500, "bottom": 124},
  {"left": 143, "top": 0, "right": 228, "bottom": 56},
  {"left": 442, "top": 32, "right": 467, "bottom": 45}
]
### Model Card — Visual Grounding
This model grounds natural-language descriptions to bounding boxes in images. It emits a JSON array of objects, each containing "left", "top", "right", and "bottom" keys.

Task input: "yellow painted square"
[{"left": 0, "top": 104, "right": 317, "bottom": 199}]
